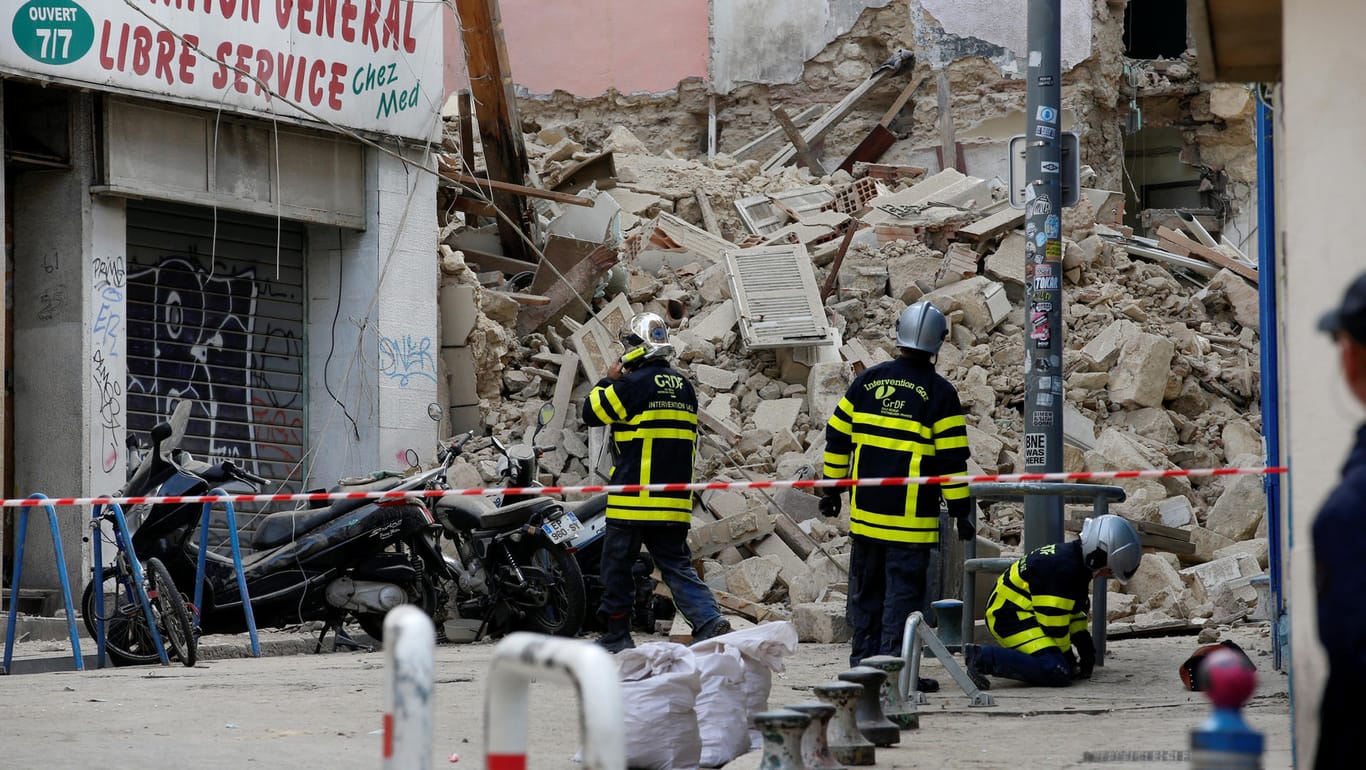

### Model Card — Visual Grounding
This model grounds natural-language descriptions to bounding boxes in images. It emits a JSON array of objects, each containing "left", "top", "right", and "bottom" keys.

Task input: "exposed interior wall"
[
  {"left": 1283, "top": 2, "right": 1366, "bottom": 763},
  {"left": 443, "top": 0, "right": 708, "bottom": 99},
  {"left": 306, "top": 145, "right": 440, "bottom": 487}
]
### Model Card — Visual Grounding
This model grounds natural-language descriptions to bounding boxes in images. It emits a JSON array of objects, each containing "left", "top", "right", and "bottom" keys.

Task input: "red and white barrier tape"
[{"left": 2, "top": 466, "right": 1287, "bottom": 508}]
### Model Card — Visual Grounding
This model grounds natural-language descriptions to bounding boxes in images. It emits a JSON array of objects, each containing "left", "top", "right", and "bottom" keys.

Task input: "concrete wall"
[
  {"left": 305, "top": 145, "right": 440, "bottom": 487},
  {"left": 712, "top": 0, "right": 895, "bottom": 93},
  {"left": 11, "top": 92, "right": 97, "bottom": 590},
  {"left": 913, "top": 0, "right": 1092, "bottom": 71},
  {"left": 1283, "top": 1, "right": 1366, "bottom": 763}
]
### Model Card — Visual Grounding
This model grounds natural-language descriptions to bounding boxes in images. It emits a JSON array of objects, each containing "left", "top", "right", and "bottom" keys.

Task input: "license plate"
[{"left": 541, "top": 511, "right": 584, "bottom": 544}]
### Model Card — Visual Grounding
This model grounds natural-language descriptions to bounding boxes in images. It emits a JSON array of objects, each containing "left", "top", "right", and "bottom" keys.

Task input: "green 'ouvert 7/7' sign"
[{"left": 12, "top": 0, "right": 94, "bottom": 66}]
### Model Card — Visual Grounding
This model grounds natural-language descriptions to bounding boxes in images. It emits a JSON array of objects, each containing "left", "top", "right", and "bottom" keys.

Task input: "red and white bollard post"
[{"left": 382, "top": 606, "right": 436, "bottom": 769}]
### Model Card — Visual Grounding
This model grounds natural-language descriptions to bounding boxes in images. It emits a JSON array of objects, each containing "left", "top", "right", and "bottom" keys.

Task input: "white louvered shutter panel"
[{"left": 725, "top": 244, "right": 833, "bottom": 349}]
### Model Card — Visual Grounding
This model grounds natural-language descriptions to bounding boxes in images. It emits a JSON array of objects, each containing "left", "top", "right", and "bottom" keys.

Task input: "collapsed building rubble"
[{"left": 436, "top": 118, "right": 1268, "bottom": 645}]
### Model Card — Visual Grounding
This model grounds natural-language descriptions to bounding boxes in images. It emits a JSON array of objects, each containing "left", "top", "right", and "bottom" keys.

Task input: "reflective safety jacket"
[
  {"left": 985, "top": 540, "right": 1091, "bottom": 655},
  {"left": 582, "top": 359, "right": 698, "bottom": 525},
  {"left": 822, "top": 355, "right": 970, "bottom": 544}
]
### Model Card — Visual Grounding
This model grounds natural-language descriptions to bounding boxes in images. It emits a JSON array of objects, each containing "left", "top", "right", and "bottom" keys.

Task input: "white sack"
[
  {"left": 691, "top": 644, "right": 749, "bottom": 767},
  {"left": 617, "top": 642, "right": 703, "bottom": 770},
  {"left": 690, "top": 621, "right": 800, "bottom": 751}
]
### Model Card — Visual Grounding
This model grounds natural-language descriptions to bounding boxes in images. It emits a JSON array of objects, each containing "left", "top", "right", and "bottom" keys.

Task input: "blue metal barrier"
[
  {"left": 2, "top": 494, "right": 84, "bottom": 674},
  {"left": 193, "top": 491, "right": 260, "bottom": 657},
  {"left": 91, "top": 501, "right": 168, "bottom": 667}
]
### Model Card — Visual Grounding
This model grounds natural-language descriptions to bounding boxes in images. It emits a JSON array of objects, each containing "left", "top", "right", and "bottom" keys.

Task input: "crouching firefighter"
[
  {"left": 963, "top": 514, "right": 1143, "bottom": 688},
  {"left": 582, "top": 311, "right": 730, "bottom": 652}
]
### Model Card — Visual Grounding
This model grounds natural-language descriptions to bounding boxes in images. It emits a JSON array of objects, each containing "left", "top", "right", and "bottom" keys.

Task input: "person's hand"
[
  {"left": 819, "top": 488, "right": 843, "bottom": 518},
  {"left": 1074, "top": 631, "right": 1095, "bottom": 679},
  {"left": 954, "top": 514, "right": 975, "bottom": 541},
  {"left": 606, "top": 359, "right": 624, "bottom": 380}
]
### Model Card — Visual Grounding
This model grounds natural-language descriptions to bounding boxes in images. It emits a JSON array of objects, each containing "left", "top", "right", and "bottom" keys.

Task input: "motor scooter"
[{"left": 83, "top": 400, "right": 449, "bottom": 664}]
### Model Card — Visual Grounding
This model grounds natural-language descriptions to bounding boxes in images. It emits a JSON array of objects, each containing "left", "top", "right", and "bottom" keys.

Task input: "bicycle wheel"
[
  {"left": 81, "top": 569, "right": 163, "bottom": 666},
  {"left": 146, "top": 557, "right": 197, "bottom": 667}
]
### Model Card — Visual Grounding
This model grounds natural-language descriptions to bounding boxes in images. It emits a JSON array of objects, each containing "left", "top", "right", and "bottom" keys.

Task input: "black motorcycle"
[
  {"left": 424, "top": 405, "right": 588, "bottom": 639},
  {"left": 82, "top": 401, "right": 449, "bottom": 664}
]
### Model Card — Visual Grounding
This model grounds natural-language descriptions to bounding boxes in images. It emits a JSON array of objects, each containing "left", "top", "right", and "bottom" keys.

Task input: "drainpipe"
[{"left": 1254, "top": 88, "right": 1285, "bottom": 671}]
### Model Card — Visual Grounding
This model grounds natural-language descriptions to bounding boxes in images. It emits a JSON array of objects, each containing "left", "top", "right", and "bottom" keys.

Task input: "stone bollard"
[
  {"left": 838, "top": 666, "right": 901, "bottom": 747},
  {"left": 859, "top": 655, "right": 918, "bottom": 729},
  {"left": 752, "top": 709, "right": 811, "bottom": 770},
  {"left": 787, "top": 701, "right": 846, "bottom": 770},
  {"left": 1189, "top": 648, "right": 1263, "bottom": 770},
  {"left": 814, "top": 682, "right": 875, "bottom": 766}
]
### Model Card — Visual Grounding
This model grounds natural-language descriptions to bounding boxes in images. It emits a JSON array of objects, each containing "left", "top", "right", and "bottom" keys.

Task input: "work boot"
[
  {"left": 692, "top": 615, "right": 732, "bottom": 642},
  {"left": 962, "top": 644, "right": 991, "bottom": 691},
  {"left": 596, "top": 614, "right": 635, "bottom": 654},
  {"left": 917, "top": 677, "right": 940, "bottom": 693}
]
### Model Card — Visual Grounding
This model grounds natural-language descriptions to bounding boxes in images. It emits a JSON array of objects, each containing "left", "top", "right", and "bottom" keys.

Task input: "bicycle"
[{"left": 82, "top": 504, "right": 197, "bottom": 667}]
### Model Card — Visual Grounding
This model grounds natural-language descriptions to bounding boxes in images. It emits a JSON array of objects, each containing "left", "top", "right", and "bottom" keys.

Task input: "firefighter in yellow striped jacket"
[
  {"left": 963, "top": 514, "right": 1142, "bottom": 688},
  {"left": 582, "top": 312, "right": 729, "bottom": 653},
  {"left": 821, "top": 301, "right": 974, "bottom": 671}
]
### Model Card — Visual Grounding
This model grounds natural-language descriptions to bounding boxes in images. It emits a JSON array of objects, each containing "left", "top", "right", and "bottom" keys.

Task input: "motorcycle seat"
[
  {"left": 252, "top": 476, "right": 408, "bottom": 550},
  {"left": 436, "top": 495, "right": 559, "bottom": 532}
]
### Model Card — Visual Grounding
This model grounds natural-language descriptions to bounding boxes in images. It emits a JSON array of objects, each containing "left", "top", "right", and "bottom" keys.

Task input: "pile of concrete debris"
[{"left": 437, "top": 123, "right": 1269, "bottom": 644}]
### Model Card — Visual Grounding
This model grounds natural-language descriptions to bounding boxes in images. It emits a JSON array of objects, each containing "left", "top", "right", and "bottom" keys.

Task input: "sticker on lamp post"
[{"left": 12, "top": 0, "right": 94, "bottom": 65}]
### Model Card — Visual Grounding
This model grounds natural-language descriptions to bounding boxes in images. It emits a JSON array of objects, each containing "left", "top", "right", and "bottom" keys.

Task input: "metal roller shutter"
[{"left": 125, "top": 201, "right": 307, "bottom": 542}]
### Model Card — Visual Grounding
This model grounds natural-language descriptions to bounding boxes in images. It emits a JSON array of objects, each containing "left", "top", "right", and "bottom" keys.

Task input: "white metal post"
[{"left": 485, "top": 632, "right": 625, "bottom": 770}]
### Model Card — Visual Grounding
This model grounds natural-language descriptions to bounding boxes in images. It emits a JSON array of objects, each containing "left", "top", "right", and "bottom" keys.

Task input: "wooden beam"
[
  {"left": 820, "top": 222, "right": 860, "bottom": 302},
  {"left": 762, "top": 67, "right": 895, "bottom": 172},
  {"left": 437, "top": 159, "right": 594, "bottom": 207},
  {"left": 457, "top": 89, "right": 476, "bottom": 176},
  {"left": 694, "top": 188, "right": 722, "bottom": 237},
  {"left": 731, "top": 105, "right": 822, "bottom": 161},
  {"left": 772, "top": 106, "right": 827, "bottom": 175},
  {"left": 454, "top": 0, "right": 532, "bottom": 262},
  {"left": 936, "top": 70, "right": 957, "bottom": 173},
  {"left": 1155, "top": 226, "right": 1259, "bottom": 284}
]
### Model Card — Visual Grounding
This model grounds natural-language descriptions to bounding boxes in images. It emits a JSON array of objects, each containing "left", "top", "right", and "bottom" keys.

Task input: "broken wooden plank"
[
  {"left": 772, "top": 106, "right": 827, "bottom": 175},
  {"left": 503, "top": 292, "right": 551, "bottom": 305},
  {"left": 820, "top": 222, "right": 860, "bottom": 302},
  {"left": 694, "top": 188, "right": 723, "bottom": 237},
  {"left": 450, "top": 196, "right": 497, "bottom": 218},
  {"left": 1155, "top": 226, "right": 1259, "bottom": 284},
  {"left": 437, "top": 158, "right": 595, "bottom": 207},
  {"left": 732, "top": 105, "right": 822, "bottom": 161}
]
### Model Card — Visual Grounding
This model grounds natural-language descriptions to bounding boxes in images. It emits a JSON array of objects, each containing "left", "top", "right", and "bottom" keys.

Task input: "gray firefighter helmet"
[
  {"left": 895, "top": 301, "right": 949, "bottom": 354},
  {"left": 1080, "top": 514, "right": 1143, "bottom": 584}
]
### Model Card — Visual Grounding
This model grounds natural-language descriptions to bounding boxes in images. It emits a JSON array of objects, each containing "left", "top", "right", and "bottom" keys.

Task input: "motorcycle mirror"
[
  {"left": 536, "top": 403, "right": 555, "bottom": 428},
  {"left": 404, "top": 448, "right": 420, "bottom": 469},
  {"left": 150, "top": 422, "right": 173, "bottom": 446},
  {"left": 427, "top": 402, "right": 443, "bottom": 422}
]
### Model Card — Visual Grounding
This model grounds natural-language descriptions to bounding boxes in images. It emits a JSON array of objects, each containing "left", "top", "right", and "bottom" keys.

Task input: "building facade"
[{"left": 1, "top": 0, "right": 445, "bottom": 594}]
